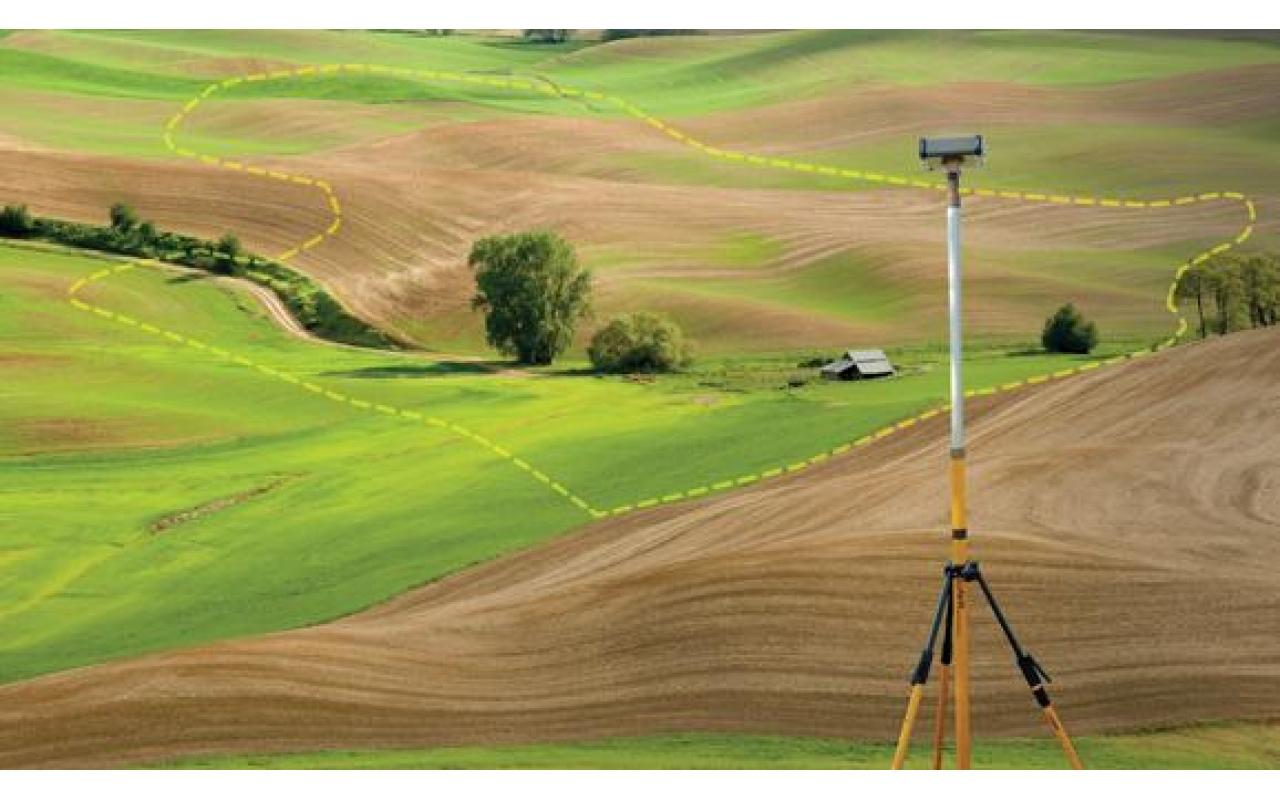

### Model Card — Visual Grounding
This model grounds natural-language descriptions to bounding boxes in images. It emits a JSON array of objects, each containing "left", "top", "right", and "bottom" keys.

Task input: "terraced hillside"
[{"left": 4, "top": 30, "right": 1277, "bottom": 353}]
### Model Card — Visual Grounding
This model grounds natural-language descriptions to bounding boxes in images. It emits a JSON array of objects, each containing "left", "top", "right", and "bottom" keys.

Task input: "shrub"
[
  {"left": 0, "top": 204, "right": 35, "bottom": 237},
  {"left": 469, "top": 230, "right": 593, "bottom": 365},
  {"left": 588, "top": 312, "right": 690, "bottom": 374},
  {"left": 109, "top": 202, "right": 139, "bottom": 233},
  {"left": 217, "top": 233, "right": 242, "bottom": 259},
  {"left": 1041, "top": 303, "right": 1098, "bottom": 354}
]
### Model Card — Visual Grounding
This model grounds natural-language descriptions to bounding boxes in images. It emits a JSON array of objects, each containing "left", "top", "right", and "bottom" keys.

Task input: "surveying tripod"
[
  {"left": 893, "top": 138, "right": 1084, "bottom": 770},
  {"left": 889, "top": 560, "right": 1084, "bottom": 769}
]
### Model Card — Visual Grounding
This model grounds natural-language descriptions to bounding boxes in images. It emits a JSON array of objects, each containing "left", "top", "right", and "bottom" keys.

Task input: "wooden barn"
[{"left": 820, "top": 349, "right": 896, "bottom": 381}]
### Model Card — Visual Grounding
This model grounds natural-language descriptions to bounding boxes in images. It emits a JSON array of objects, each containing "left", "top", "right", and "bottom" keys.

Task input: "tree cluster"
[
  {"left": 469, "top": 230, "right": 693, "bottom": 372},
  {"left": 522, "top": 30, "right": 571, "bottom": 44},
  {"left": 1176, "top": 252, "right": 1280, "bottom": 338}
]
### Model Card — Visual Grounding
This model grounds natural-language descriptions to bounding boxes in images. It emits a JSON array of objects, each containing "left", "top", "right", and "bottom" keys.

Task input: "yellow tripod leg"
[
  {"left": 1043, "top": 704, "right": 1085, "bottom": 769},
  {"left": 952, "top": 578, "right": 971, "bottom": 768},
  {"left": 967, "top": 564, "right": 1085, "bottom": 771},
  {"left": 891, "top": 563, "right": 954, "bottom": 769},
  {"left": 891, "top": 684, "right": 926, "bottom": 770},
  {"left": 931, "top": 663, "right": 950, "bottom": 769}
]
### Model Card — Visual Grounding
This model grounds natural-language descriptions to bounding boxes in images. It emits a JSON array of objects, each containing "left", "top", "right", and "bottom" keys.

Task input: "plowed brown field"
[{"left": 1, "top": 326, "right": 1276, "bottom": 768}]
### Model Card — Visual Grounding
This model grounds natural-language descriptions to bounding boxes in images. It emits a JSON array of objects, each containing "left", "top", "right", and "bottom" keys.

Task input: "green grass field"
[
  {"left": 155, "top": 722, "right": 1280, "bottom": 769},
  {"left": 3, "top": 29, "right": 1278, "bottom": 768},
  {"left": 1, "top": 241, "right": 1131, "bottom": 684}
]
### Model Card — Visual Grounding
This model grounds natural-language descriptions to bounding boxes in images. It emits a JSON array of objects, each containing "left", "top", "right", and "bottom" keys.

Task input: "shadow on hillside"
[
  {"left": 166, "top": 273, "right": 213, "bottom": 284},
  {"left": 322, "top": 362, "right": 501, "bottom": 379}
]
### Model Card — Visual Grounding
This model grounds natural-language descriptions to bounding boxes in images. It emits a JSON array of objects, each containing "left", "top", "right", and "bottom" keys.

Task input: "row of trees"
[
  {"left": 469, "top": 230, "right": 689, "bottom": 372},
  {"left": 1176, "top": 253, "right": 1280, "bottom": 337},
  {"left": 0, "top": 201, "right": 387, "bottom": 348},
  {"left": 2, "top": 201, "right": 244, "bottom": 272}
]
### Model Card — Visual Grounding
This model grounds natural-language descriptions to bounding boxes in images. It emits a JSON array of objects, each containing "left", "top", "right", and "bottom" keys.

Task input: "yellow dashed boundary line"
[{"left": 67, "top": 63, "right": 1258, "bottom": 522}]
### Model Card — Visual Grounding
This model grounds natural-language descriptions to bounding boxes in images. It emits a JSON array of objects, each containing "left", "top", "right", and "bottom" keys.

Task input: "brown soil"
[
  {"left": 1, "top": 327, "right": 1276, "bottom": 768},
  {"left": 0, "top": 139, "right": 1241, "bottom": 353},
  {"left": 680, "top": 64, "right": 1280, "bottom": 153}
]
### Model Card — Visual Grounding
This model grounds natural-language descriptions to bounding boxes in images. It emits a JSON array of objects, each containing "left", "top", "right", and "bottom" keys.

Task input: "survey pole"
[
  {"left": 894, "top": 135, "right": 1081, "bottom": 770},
  {"left": 945, "top": 165, "right": 972, "bottom": 770}
]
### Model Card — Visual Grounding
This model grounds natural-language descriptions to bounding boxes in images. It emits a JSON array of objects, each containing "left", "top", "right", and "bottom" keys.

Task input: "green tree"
[
  {"left": 588, "top": 312, "right": 691, "bottom": 374},
  {"left": 109, "top": 202, "right": 139, "bottom": 233},
  {"left": 1206, "top": 257, "right": 1247, "bottom": 335},
  {"left": 1239, "top": 253, "right": 1280, "bottom": 328},
  {"left": 469, "top": 230, "right": 593, "bottom": 365},
  {"left": 0, "top": 203, "right": 35, "bottom": 237},
  {"left": 1176, "top": 263, "right": 1211, "bottom": 338},
  {"left": 217, "top": 233, "right": 243, "bottom": 259},
  {"left": 1041, "top": 303, "right": 1098, "bottom": 354}
]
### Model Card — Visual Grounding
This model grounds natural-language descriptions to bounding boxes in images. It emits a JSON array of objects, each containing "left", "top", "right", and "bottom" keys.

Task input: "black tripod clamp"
[
  {"left": 908, "top": 563, "right": 955, "bottom": 686},
  {"left": 958, "top": 560, "right": 1056, "bottom": 707},
  {"left": 908, "top": 560, "right": 1058, "bottom": 710}
]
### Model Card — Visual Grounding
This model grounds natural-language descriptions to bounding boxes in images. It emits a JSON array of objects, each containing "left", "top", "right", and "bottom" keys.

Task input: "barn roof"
[
  {"left": 820, "top": 348, "right": 895, "bottom": 376},
  {"left": 845, "top": 349, "right": 894, "bottom": 374}
]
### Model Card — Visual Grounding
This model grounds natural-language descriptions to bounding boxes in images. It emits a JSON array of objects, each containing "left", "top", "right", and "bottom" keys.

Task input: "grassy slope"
[
  {"left": 0, "top": 241, "right": 1126, "bottom": 684},
  {"left": 156, "top": 722, "right": 1280, "bottom": 769}
]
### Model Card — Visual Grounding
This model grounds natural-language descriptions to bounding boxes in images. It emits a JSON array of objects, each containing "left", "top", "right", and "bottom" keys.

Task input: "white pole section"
[{"left": 946, "top": 170, "right": 964, "bottom": 455}]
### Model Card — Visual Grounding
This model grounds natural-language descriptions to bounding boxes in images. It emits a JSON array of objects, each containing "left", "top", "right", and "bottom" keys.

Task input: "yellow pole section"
[
  {"left": 952, "top": 567, "right": 971, "bottom": 769},
  {"left": 891, "top": 684, "right": 926, "bottom": 770},
  {"left": 949, "top": 456, "right": 967, "bottom": 531},
  {"left": 1043, "top": 706, "right": 1085, "bottom": 770},
  {"left": 949, "top": 453, "right": 971, "bottom": 769}
]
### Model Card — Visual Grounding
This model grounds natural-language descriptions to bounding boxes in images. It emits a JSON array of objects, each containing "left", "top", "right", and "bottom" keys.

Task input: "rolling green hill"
[{"left": 1, "top": 240, "right": 1127, "bottom": 683}]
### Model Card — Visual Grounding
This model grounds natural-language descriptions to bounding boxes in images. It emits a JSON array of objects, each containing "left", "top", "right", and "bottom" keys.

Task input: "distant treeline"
[
  {"left": 0, "top": 202, "right": 392, "bottom": 349},
  {"left": 1176, "top": 252, "right": 1280, "bottom": 338}
]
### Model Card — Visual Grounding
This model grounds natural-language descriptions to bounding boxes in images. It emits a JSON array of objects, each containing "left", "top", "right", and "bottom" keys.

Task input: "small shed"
[{"left": 820, "top": 349, "right": 896, "bottom": 381}]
